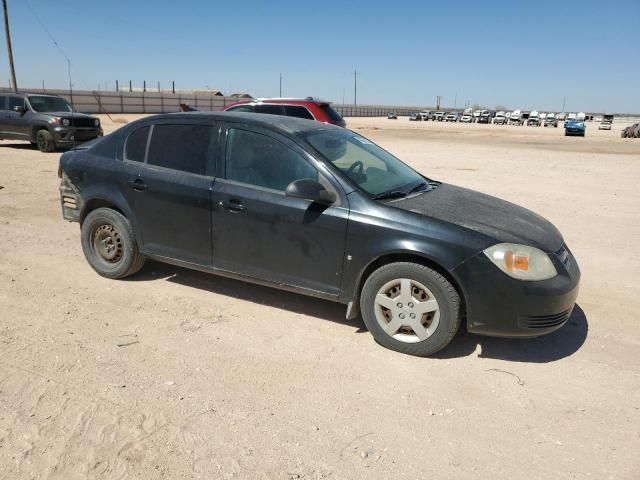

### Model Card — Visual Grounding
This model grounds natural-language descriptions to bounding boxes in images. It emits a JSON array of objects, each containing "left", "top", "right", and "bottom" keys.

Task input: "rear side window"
[
  {"left": 255, "top": 104, "right": 283, "bottom": 115},
  {"left": 227, "top": 105, "right": 254, "bottom": 112},
  {"left": 319, "top": 104, "right": 343, "bottom": 122},
  {"left": 147, "top": 124, "right": 212, "bottom": 175},
  {"left": 284, "top": 105, "right": 314, "bottom": 120},
  {"left": 8, "top": 96, "right": 24, "bottom": 110},
  {"left": 124, "top": 126, "right": 150, "bottom": 162},
  {"left": 0, "top": 95, "right": 7, "bottom": 110}
]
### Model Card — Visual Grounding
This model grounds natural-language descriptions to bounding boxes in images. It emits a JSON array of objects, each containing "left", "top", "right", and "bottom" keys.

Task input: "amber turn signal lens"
[{"left": 505, "top": 251, "right": 530, "bottom": 271}]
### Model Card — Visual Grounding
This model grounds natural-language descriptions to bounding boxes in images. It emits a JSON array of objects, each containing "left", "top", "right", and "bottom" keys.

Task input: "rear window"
[
  {"left": 284, "top": 105, "right": 314, "bottom": 120},
  {"left": 147, "top": 124, "right": 212, "bottom": 175},
  {"left": 319, "top": 104, "right": 343, "bottom": 122},
  {"left": 124, "top": 126, "right": 150, "bottom": 162}
]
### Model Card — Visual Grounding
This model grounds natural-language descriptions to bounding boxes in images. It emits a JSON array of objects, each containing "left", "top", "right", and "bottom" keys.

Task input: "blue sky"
[{"left": 2, "top": 0, "right": 639, "bottom": 112}]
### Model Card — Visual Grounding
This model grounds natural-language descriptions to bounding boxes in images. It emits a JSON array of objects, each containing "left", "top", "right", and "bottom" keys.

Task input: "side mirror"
[
  {"left": 13, "top": 105, "right": 25, "bottom": 113},
  {"left": 285, "top": 178, "right": 336, "bottom": 205}
]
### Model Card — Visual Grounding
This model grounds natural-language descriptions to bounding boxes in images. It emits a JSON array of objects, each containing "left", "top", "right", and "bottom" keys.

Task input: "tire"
[
  {"left": 81, "top": 208, "right": 145, "bottom": 279},
  {"left": 360, "top": 262, "right": 461, "bottom": 356},
  {"left": 36, "top": 129, "right": 55, "bottom": 153}
]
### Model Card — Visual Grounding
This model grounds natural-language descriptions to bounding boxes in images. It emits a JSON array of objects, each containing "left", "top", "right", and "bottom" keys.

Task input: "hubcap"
[
  {"left": 374, "top": 278, "right": 440, "bottom": 343},
  {"left": 93, "top": 224, "right": 123, "bottom": 263},
  {"left": 37, "top": 134, "right": 46, "bottom": 150}
]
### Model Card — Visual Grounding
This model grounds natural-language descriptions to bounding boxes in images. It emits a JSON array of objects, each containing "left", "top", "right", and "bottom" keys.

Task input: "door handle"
[
  {"left": 218, "top": 200, "right": 246, "bottom": 212},
  {"left": 128, "top": 178, "right": 147, "bottom": 191}
]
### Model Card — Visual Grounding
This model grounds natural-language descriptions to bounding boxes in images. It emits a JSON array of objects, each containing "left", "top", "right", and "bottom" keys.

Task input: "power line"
[{"left": 23, "top": 0, "right": 91, "bottom": 91}]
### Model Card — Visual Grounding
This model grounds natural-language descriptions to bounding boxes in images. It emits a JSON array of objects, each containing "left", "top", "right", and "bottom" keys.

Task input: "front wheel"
[
  {"left": 36, "top": 129, "right": 55, "bottom": 152},
  {"left": 81, "top": 208, "right": 145, "bottom": 279},
  {"left": 360, "top": 262, "right": 461, "bottom": 356}
]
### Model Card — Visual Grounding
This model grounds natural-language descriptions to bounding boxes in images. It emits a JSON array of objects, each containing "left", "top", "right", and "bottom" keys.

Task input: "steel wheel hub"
[
  {"left": 373, "top": 278, "right": 440, "bottom": 343},
  {"left": 93, "top": 224, "right": 123, "bottom": 263}
]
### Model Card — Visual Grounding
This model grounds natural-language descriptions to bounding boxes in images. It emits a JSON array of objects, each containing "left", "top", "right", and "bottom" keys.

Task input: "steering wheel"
[{"left": 346, "top": 160, "right": 364, "bottom": 177}]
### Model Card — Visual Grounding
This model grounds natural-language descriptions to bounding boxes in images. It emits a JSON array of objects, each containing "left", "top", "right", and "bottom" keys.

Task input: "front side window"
[
  {"left": 0, "top": 95, "right": 6, "bottom": 110},
  {"left": 305, "top": 130, "right": 425, "bottom": 197},
  {"left": 27, "top": 95, "right": 72, "bottom": 113},
  {"left": 147, "top": 124, "right": 212, "bottom": 175},
  {"left": 225, "top": 128, "right": 317, "bottom": 191},
  {"left": 124, "top": 126, "right": 150, "bottom": 162},
  {"left": 284, "top": 105, "right": 314, "bottom": 120}
]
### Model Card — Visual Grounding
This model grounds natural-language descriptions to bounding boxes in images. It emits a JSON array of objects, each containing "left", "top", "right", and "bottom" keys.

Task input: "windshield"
[
  {"left": 28, "top": 95, "right": 73, "bottom": 113},
  {"left": 304, "top": 130, "right": 427, "bottom": 197}
]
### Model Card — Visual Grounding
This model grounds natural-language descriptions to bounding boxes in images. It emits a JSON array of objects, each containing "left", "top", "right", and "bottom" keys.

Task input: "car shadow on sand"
[
  {"left": 435, "top": 304, "right": 588, "bottom": 363},
  {"left": 129, "top": 261, "right": 588, "bottom": 363},
  {"left": 1, "top": 142, "right": 37, "bottom": 150},
  {"left": 129, "top": 261, "right": 361, "bottom": 329}
]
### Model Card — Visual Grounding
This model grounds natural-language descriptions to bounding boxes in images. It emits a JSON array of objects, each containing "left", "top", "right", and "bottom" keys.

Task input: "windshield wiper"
[
  {"left": 372, "top": 190, "right": 409, "bottom": 200},
  {"left": 406, "top": 181, "right": 429, "bottom": 194}
]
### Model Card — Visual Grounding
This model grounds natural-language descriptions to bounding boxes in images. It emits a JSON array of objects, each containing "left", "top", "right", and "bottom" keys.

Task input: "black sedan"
[{"left": 59, "top": 112, "right": 580, "bottom": 356}]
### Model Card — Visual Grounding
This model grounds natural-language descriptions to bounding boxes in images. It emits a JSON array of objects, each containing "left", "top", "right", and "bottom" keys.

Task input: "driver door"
[{"left": 210, "top": 125, "right": 349, "bottom": 296}]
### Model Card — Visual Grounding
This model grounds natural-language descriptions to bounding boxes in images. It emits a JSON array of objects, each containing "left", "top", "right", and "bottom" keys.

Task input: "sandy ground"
[{"left": 1, "top": 115, "right": 639, "bottom": 480}]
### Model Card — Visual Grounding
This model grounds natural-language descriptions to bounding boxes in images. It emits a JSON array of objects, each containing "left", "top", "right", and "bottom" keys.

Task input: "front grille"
[
  {"left": 70, "top": 117, "right": 96, "bottom": 128},
  {"left": 518, "top": 308, "right": 572, "bottom": 329}
]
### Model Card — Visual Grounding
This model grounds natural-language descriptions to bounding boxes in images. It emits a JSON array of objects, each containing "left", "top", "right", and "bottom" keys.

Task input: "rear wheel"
[
  {"left": 36, "top": 129, "right": 55, "bottom": 152},
  {"left": 360, "top": 262, "right": 461, "bottom": 356},
  {"left": 81, "top": 208, "right": 145, "bottom": 279}
]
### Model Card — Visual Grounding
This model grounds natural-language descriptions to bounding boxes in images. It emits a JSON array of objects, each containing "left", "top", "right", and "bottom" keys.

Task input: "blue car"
[{"left": 565, "top": 119, "right": 586, "bottom": 137}]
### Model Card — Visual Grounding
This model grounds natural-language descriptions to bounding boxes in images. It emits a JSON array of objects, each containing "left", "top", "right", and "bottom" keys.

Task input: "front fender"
[{"left": 338, "top": 194, "right": 493, "bottom": 303}]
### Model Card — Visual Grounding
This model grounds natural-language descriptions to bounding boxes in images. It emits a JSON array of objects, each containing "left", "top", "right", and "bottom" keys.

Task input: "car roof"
[{"left": 139, "top": 111, "right": 342, "bottom": 135}]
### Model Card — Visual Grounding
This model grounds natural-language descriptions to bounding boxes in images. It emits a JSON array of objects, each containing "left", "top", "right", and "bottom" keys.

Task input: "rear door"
[{"left": 122, "top": 120, "right": 218, "bottom": 266}]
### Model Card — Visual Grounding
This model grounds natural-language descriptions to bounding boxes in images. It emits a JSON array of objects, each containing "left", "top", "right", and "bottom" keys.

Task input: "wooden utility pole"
[
  {"left": 2, "top": 0, "right": 18, "bottom": 92},
  {"left": 354, "top": 69, "right": 357, "bottom": 106}
]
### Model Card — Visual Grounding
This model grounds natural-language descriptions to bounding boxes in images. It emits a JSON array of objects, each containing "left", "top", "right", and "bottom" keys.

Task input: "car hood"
[
  {"left": 389, "top": 183, "right": 564, "bottom": 252},
  {"left": 45, "top": 112, "right": 95, "bottom": 119}
]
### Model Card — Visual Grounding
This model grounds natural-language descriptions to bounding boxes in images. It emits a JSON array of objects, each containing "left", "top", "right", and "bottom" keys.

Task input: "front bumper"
[
  {"left": 565, "top": 129, "right": 585, "bottom": 136},
  {"left": 452, "top": 245, "right": 581, "bottom": 337},
  {"left": 52, "top": 127, "right": 103, "bottom": 144}
]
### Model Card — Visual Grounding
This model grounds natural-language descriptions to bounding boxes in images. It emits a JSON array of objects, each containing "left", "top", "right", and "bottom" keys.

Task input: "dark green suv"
[{"left": 0, "top": 93, "right": 103, "bottom": 152}]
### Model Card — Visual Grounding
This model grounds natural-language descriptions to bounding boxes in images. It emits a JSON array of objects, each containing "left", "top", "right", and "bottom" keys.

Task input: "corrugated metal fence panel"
[
  {"left": 0, "top": 88, "right": 235, "bottom": 114},
  {"left": 334, "top": 105, "right": 424, "bottom": 117}
]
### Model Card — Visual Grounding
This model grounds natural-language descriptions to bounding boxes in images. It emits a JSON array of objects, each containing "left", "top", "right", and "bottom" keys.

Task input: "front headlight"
[
  {"left": 483, "top": 243, "right": 557, "bottom": 281},
  {"left": 94, "top": 118, "right": 100, "bottom": 127},
  {"left": 61, "top": 118, "right": 70, "bottom": 127}
]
